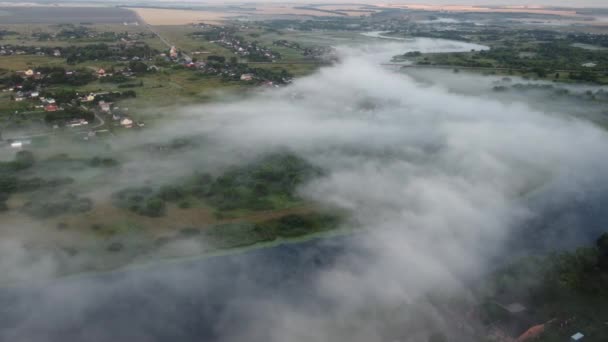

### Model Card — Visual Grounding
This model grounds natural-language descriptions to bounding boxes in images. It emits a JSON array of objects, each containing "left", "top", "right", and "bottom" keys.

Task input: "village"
[
  {"left": 0, "top": 64, "right": 144, "bottom": 148},
  {"left": 0, "top": 24, "right": 305, "bottom": 149}
]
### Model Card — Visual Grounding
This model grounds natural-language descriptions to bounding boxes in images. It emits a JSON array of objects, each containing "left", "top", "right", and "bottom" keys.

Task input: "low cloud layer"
[{"left": 2, "top": 39, "right": 608, "bottom": 341}]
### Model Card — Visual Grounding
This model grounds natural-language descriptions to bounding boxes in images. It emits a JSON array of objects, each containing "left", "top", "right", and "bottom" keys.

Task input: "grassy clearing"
[{"left": 0, "top": 55, "right": 66, "bottom": 71}]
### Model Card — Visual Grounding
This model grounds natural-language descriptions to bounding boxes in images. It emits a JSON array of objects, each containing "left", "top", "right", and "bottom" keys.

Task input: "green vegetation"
[
  {"left": 112, "top": 187, "right": 166, "bottom": 217},
  {"left": 159, "top": 212, "right": 341, "bottom": 250},
  {"left": 0, "top": 151, "right": 119, "bottom": 214},
  {"left": 200, "top": 153, "right": 320, "bottom": 213},
  {"left": 112, "top": 153, "right": 321, "bottom": 217},
  {"left": 22, "top": 192, "right": 92, "bottom": 218},
  {"left": 64, "top": 43, "right": 157, "bottom": 64},
  {"left": 396, "top": 28, "right": 608, "bottom": 84},
  {"left": 479, "top": 233, "right": 608, "bottom": 341}
]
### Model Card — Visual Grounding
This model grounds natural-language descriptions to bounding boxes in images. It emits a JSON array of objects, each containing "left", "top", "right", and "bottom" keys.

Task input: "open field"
[
  {"left": 151, "top": 25, "right": 234, "bottom": 55},
  {"left": 129, "top": 4, "right": 373, "bottom": 26},
  {"left": 130, "top": 7, "right": 241, "bottom": 26},
  {"left": 0, "top": 55, "right": 66, "bottom": 70},
  {"left": 379, "top": 4, "right": 581, "bottom": 17}
]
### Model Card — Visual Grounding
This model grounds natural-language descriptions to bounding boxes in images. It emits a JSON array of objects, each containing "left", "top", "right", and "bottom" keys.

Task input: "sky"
[
  {"left": 385, "top": 0, "right": 607, "bottom": 7},
  {"left": 160, "top": 0, "right": 608, "bottom": 8}
]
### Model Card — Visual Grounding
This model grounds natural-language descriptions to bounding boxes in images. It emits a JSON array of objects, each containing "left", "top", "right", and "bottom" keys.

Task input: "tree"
[
  {"left": 0, "top": 176, "right": 18, "bottom": 193},
  {"left": 129, "top": 60, "right": 148, "bottom": 73},
  {"left": 207, "top": 55, "right": 226, "bottom": 63},
  {"left": 597, "top": 233, "right": 608, "bottom": 254},
  {"left": 142, "top": 197, "right": 165, "bottom": 217},
  {"left": 597, "top": 233, "right": 608, "bottom": 270},
  {"left": 14, "top": 150, "right": 35, "bottom": 170}
]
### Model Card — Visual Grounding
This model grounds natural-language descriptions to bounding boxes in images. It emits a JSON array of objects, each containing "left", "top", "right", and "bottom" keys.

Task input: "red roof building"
[{"left": 44, "top": 104, "right": 59, "bottom": 112}]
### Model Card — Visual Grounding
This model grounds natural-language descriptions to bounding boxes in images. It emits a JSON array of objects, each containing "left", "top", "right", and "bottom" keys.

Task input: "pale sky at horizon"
[
  {"left": 141, "top": 0, "right": 608, "bottom": 9},
  {"left": 2, "top": 0, "right": 607, "bottom": 9}
]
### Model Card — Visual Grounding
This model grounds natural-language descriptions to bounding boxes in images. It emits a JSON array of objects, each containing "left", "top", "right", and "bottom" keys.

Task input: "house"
[
  {"left": 147, "top": 65, "right": 160, "bottom": 72},
  {"left": 504, "top": 303, "right": 527, "bottom": 314},
  {"left": 67, "top": 119, "right": 88, "bottom": 127},
  {"left": 516, "top": 324, "right": 544, "bottom": 342},
  {"left": 169, "top": 46, "right": 178, "bottom": 58},
  {"left": 30, "top": 91, "right": 39, "bottom": 98},
  {"left": 97, "top": 68, "right": 106, "bottom": 77},
  {"left": 53, "top": 49, "right": 61, "bottom": 57},
  {"left": 10, "top": 140, "right": 31, "bottom": 148},
  {"left": 83, "top": 94, "right": 95, "bottom": 102},
  {"left": 491, "top": 300, "right": 538, "bottom": 341},
  {"left": 44, "top": 104, "right": 59, "bottom": 112},
  {"left": 571, "top": 332, "right": 584, "bottom": 341},
  {"left": 24, "top": 69, "right": 34, "bottom": 77},
  {"left": 120, "top": 117, "right": 133, "bottom": 128},
  {"left": 99, "top": 101, "right": 112, "bottom": 112},
  {"left": 240, "top": 73, "right": 254, "bottom": 81},
  {"left": 581, "top": 62, "right": 596, "bottom": 68}
]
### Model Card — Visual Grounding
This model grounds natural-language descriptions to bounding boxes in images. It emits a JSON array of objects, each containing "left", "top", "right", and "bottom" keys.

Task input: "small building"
[
  {"left": 44, "top": 104, "right": 59, "bottom": 112},
  {"left": 99, "top": 101, "right": 112, "bottom": 112},
  {"left": 571, "top": 332, "right": 584, "bottom": 341},
  {"left": 240, "top": 73, "right": 253, "bottom": 81},
  {"left": 30, "top": 91, "right": 39, "bottom": 98},
  {"left": 582, "top": 62, "right": 597, "bottom": 68},
  {"left": 97, "top": 68, "right": 106, "bottom": 77},
  {"left": 53, "top": 49, "right": 61, "bottom": 57},
  {"left": 10, "top": 140, "right": 31, "bottom": 148},
  {"left": 67, "top": 119, "right": 88, "bottom": 127},
  {"left": 169, "top": 46, "right": 178, "bottom": 59},
  {"left": 120, "top": 117, "right": 133, "bottom": 128},
  {"left": 24, "top": 69, "right": 34, "bottom": 77},
  {"left": 504, "top": 303, "right": 527, "bottom": 314}
]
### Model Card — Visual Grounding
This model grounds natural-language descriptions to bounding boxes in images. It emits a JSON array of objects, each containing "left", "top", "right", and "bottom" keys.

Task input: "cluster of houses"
[
  {"left": 273, "top": 40, "right": 333, "bottom": 59},
  {"left": 6, "top": 68, "right": 60, "bottom": 105},
  {"left": 482, "top": 299, "right": 586, "bottom": 342},
  {"left": 32, "top": 27, "right": 151, "bottom": 43},
  {"left": 0, "top": 45, "right": 62, "bottom": 57},
  {"left": 207, "top": 31, "right": 279, "bottom": 61},
  {"left": 97, "top": 100, "right": 142, "bottom": 129}
]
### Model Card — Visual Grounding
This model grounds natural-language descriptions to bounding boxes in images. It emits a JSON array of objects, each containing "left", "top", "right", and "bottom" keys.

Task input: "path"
[{"left": 132, "top": 10, "right": 192, "bottom": 61}]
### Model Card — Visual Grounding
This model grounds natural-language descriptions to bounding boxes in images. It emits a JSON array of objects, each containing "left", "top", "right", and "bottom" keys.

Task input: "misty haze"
[{"left": 0, "top": 1, "right": 607, "bottom": 342}]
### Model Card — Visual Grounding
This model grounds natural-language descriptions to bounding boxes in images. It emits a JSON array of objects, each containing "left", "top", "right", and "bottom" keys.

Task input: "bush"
[
  {"left": 141, "top": 197, "right": 165, "bottom": 217},
  {"left": 21, "top": 194, "right": 92, "bottom": 219}
]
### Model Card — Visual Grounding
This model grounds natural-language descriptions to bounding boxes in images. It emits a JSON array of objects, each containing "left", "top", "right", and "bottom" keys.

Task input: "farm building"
[{"left": 571, "top": 332, "right": 584, "bottom": 341}]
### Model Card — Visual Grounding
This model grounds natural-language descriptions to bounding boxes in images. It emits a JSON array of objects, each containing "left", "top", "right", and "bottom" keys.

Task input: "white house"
[
  {"left": 571, "top": 332, "right": 584, "bottom": 341},
  {"left": 120, "top": 118, "right": 133, "bottom": 128}
]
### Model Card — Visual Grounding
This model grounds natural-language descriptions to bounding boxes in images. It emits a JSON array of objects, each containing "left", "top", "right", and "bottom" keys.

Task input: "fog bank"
[{"left": 2, "top": 38, "right": 608, "bottom": 341}]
